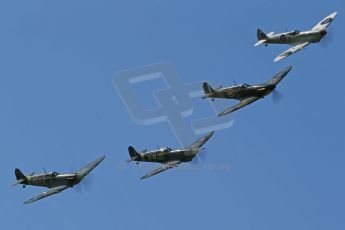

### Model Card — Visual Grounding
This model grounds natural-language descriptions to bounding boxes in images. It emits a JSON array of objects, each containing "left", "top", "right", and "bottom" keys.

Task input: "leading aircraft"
[
  {"left": 202, "top": 66, "right": 292, "bottom": 117},
  {"left": 254, "top": 12, "right": 337, "bottom": 62},
  {"left": 127, "top": 131, "right": 214, "bottom": 180},
  {"left": 12, "top": 155, "right": 106, "bottom": 204}
]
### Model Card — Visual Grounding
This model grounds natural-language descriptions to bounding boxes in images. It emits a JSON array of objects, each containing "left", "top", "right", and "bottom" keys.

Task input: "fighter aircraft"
[
  {"left": 202, "top": 66, "right": 292, "bottom": 117},
  {"left": 12, "top": 155, "right": 106, "bottom": 204},
  {"left": 127, "top": 131, "right": 214, "bottom": 180},
  {"left": 254, "top": 12, "right": 337, "bottom": 62}
]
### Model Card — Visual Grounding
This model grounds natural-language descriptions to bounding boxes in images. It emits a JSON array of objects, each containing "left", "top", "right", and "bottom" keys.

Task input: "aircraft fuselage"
[
  {"left": 266, "top": 30, "right": 326, "bottom": 45},
  {"left": 138, "top": 149, "right": 198, "bottom": 164},
  {"left": 210, "top": 84, "right": 275, "bottom": 101},
  {"left": 23, "top": 173, "right": 81, "bottom": 189}
]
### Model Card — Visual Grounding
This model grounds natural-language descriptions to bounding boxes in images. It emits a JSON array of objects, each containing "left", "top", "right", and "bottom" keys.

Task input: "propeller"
[
  {"left": 192, "top": 148, "right": 208, "bottom": 164},
  {"left": 272, "top": 89, "right": 283, "bottom": 104},
  {"left": 74, "top": 176, "right": 93, "bottom": 194},
  {"left": 69, "top": 162, "right": 93, "bottom": 194},
  {"left": 320, "top": 29, "right": 333, "bottom": 48}
]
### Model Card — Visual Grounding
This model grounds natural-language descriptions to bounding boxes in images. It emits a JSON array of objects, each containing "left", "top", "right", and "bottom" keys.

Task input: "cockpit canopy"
[
  {"left": 164, "top": 147, "right": 172, "bottom": 152},
  {"left": 289, "top": 30, "right": 300, "bottom": 36},
  {"left": 240, "top": 83, "right": 250, "bottom": 88},
  {"left": 50, "top": 171, "right": 60, "bottom": 177}
]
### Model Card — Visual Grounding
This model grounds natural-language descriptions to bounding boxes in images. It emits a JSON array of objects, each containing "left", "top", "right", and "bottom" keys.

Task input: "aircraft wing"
[
  {"left": 141, "top": 161, "right": 181, "bottom": 180},
  {"left": 265, "top": 65, "right": 293, "bottom": 85},
  {"left": 23, "top": 185, "right": 68, "bottom": 204},
  {"left": 274, "top": 42, "right": 310, "bottom": 62},
  {"left": 75, "top": 155, "right": 106, "bottom": 177},
  {"left": 187, "top": 131, "right": 215, "bottom": 149},
  {"left": 312, "top": 12, "right": 337, "bottom": 31},
  {"left": 218, "top": 97, "right": 259, "bottom": 117}
]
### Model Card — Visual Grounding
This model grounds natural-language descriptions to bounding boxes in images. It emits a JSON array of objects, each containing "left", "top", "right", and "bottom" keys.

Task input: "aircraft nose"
[
  {"left": 192, "top": 149, "right": 199, "bottom": 155},
  {"left": 267, "top": 84, "right": 275, "bottom": 91},
  {"left": 320, "top": 30, "right": 327, "bottom": 37}
]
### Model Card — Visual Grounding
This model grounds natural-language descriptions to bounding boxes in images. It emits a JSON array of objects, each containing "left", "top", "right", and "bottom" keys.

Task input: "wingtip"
[
  {"left": 23, "top": 200, "right": 32, "bottom": 205},
  {"left": 284, "top": 65, "right": 293, "bottom": 72},
  {"left": 217, "top": 112, "right": 225, "bottom": 117},
  {"left": 98, "top": 155, "right": 106, "bottom": 162},
  {"left": 204, "top": 131, "right": 215, "bottom": 139}
]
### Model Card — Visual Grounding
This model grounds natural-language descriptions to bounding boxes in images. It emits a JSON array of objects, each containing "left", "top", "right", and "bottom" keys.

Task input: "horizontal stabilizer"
[
  {"left": 254, "top": 39, "right": 267, "bottom": 47},
  {"left": 11, "top": 179, "right": 25, "bottom": 186}
]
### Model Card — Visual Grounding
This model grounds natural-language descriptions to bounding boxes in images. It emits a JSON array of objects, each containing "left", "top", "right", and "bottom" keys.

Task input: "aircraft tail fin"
[
  {"left": 15, "top": 168, "right": 26, "bottom": 180},
  {"left": 128, "top": 146, "right": 141, "bottom": 162},
  {"left": 257, "top": 29, "right": 268, "bottom": 40},
  {"left": 12, "top": 168, "right": 27, "bottom": 186},
  {"left": 202, "top": 82, "right": 216, "bottom": 99},
  {"left": 255, "top": 29, "right": 271, "bottom": 46}
]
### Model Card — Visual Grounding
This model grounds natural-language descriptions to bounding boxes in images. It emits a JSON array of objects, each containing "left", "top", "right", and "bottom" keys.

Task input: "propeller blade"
[
  {"left": 192, "top": 156, "right": 199, "bottom": 164},
  {"left": 320, "top": 29, "right": 333, "bottom": 48},
  {"left": 82, "top": 176, "right": 93, "bottom": 190},
  {"left": 198, "top": 148, "right": 208, "bottom": 161},
  {"left": 272, "top": 90, "right": 283, "bottom": 104},
  {"left": 191, "top": 148, "right": 208, "bottom": 164},
  {"left": 74, "top": 176, "right": 93, "bottom": 194},
  {"left": 69, "top": 161, "right": 93, "bottom": 194}
]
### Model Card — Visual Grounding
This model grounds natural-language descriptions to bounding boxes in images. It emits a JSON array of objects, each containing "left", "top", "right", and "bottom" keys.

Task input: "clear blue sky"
[{"left": 0, "top": 1, "right": 344, "bottom": 229}]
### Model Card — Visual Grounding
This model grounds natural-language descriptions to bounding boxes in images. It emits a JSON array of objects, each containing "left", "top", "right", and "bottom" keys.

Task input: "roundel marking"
[
  {"left": 38, "top": 177, "right": 43, "bottom": 183},
  {"left": 152, "top": 154, "right": 157, "bottom": 160},
  {"left": 280, "top": 35, "right": 286, "bottom": 42},
  {"left": 226, "top": 89, "right": 234, "bottom": 97}
]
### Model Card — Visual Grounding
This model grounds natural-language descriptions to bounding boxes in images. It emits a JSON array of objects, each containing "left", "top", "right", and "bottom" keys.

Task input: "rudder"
[
  {"left": 128, "top": 146, "right": 141, "bottom": 160},
  {"left": 15, "top": 168, "right": 26, "bottom": 181},
  {"left": 257, "top": 29, "right": 267, "bottom": 40},
  {"left": 203, "top": 82, "right": 215, "bottom": 95}
]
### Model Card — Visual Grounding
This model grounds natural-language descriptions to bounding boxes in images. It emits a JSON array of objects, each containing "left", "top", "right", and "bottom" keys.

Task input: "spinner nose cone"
[
  {"left": 267, "top": 84, "right": 276, "bottom": 91},
  {"left": 191, "top": 148, "right": 199, "bottom": 156},
  {"left": 320, "top": 30, "right": 327, "bottom": 37}
]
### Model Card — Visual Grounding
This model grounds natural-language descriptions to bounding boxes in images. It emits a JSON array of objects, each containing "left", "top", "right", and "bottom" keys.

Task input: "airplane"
[
  {"left": 201, "top": 66, "right": 292, "bottom": 117},
  {"left": 12, "top": 155, "right": 106, "bottom": 204},
  {"left": 254, "top": 12, "right": 338, "bottom": 62},
  {"left": 127, "top": 131, "right": 215, "bottom": 180}
]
